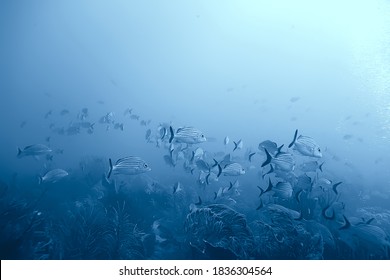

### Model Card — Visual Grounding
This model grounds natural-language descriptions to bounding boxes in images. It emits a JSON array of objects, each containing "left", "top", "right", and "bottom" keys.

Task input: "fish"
[
  {"left": 145, "top": 129, "right": 152, "bottom": 141},
  {"left": 130, "top": 114, "right": 140, "bottom": 120},
  {"left": 60, "top": 109, "right": 70, "bottom": 116},
  {"left": 299, "top": 161, "right": 324, "bottom": 172},
  {"left": 17, "top": 144, "right": 52, "bottom": 158},
  {"left": 39, "top": 169, "right": 68, "bottom": 184},
  {"left": 173, "top": 182, "right": 182, "bottom": 194},
  {"left": 44, "top": 110, "right": 52, "bottom": 119},
  {"left": 163, "top": 155, "right": 176, "bottom": 167},
  {"left": 288, "top": 129, "right": 322, "bottom": 158},
  {"left": 124, "top": 108, "right": 133, "bottom": 116},
  {"left": 114, "top": 123, "right": 124, "bottom": 131},
  {"left": 224, "top": 136, "right": 229, "bottom": 145},
  {"left": 233, "top": 139, "right": 243, "bottom": 151},
  {"left": 261, "top": 164, "right": 274, "bottom": 179},
  {"left": 258, "top": 140, "right": 283, "bottom": 155},
  {"left": 169, "top": 126, "right": 207, "bottom": 144},
  {"left": 107, "top": 156, "right": 151, "bottom": 178},
  {"left": 248, "top": 152, "right": 256, "bottom": 162},
  {"left": 273, "top": 182, "right": 293, "bottom": 199},
  {"left": 290, "top": 96, "right": 300, "bottom": 103},
  {"left": 261, "top": 149, "right": 295, "bottom": 172},
  {"left": 20, "top": 121, "right": 27, "bottom": 128},
  {"left": 220, "top": 163, "right": 245, "bottom": 176}
]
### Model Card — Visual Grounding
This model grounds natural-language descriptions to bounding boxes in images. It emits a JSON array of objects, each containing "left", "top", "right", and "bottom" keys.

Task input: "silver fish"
[
  {"left": 39, "top": 168, "right": 68, "bottom": 184},
  {"left": 273, "top": 182, "right": 293, "bottom": 199},
  {"left": 222, "top": 163, "right": 245, "bottom": 176},
  {"left": 17, "top": 144, "right": 52, "bottom": 158},
  {"left": 224, "top": 136, "right": 229, "bottom": 145},
  {"left": 107, "top": 156, "right": 151, "bottom": 178},
  {"left": 288, "top": 129, "right": 322, "bottom": 158},
  {"left": 299, "top": 161, "right": 324, "bottom": 172},
  {"left": 262, "top": 149, "right": 295, "bottom": 172},
  {"left": 169, "top": 126, "right": 206, "bottom": 144}
]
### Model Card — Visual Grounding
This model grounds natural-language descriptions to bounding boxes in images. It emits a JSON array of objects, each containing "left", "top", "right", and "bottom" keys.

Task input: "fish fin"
[
  {"left": 261, "top": 148, "right": 272, "bottom": 167},
  {"left": 288, "top": 129, "right": 298, "bottom": 148},
  {"left": 169, "top": 126, "right": 174, "bottom": 143},
  {"left": 212, "top": 159, "right": 218, "bottom": 168},
  {"left": 206, "top": 173, "right": 210, "bottom": 185},
  {"left": 339, "top": 215, "right": 351, "bottom": 230},
  {"left": 277, "top": 144, "right": 284, "bottom": 154},
  {"left": 265, "top": 178, "right": 273, "bottom": 193},
  {"left": 257, "top": 186, "right": 264, "bottom": 197},
  {"left": 256, "top": 199, "right": 263, "bottom": 210},
  {"left": 228, "top": 182, "right": 233, "bottom": 190},
  {"left": 366, "top": 217, "right": 375, "bottom": 225},
  {"left": 217, "top": 164, "right": 222, "bottom": 178},
  {"left": 332, "top": 182, "right": 342, "bottom": 195},
  {"left": 319, "top": 162, "right": 324, "bottom": 172},
  {"left": 108, "top": 158, "right": 113, "bottom": 179},
  {"left": 233, "top": 141, "right": 237, "bottom": 151},
  {"left": 17, "top": 148, "right": 22, "bottom": 157},
  {"left": 249, "top": 152, "right": 255, "bottom": 162},
  {"left": 213, "top": 192, "right": 217, "bottom": 200}
]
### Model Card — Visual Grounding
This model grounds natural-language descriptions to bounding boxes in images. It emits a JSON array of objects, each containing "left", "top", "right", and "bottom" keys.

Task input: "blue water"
[{"left": 1, "top": 0, "right": 390, "bottom": 259}]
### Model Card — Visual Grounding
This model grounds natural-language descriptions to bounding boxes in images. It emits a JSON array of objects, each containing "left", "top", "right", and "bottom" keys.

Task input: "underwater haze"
[{"left": 1, "top": 0, "right": 390, "bottom": 259}]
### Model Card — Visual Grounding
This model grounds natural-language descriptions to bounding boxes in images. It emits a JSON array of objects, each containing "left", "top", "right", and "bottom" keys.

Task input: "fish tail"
[
  {"left": 339, "top": 215, "right": 351, "bottom": 230},
  {"left": 212, "top": 158, "right": 218, "bottom": 168},
  {"left": 277, "top": 144, "right": 284, "bottom": 154},
  {"left": 169, "top": 126, "right": 174, "bottom": 143},
  {"left": 233, "top": 141, "right": 237, "bottom": 152},
  {"left": 38, "top": 176, "right": 43, "bottom": 185},
  {"left": 217, "top": 164, "right": 222, "bottom": 178},
  {"left": 108, "top": 158, "right": 113, "bottom": 178},
  {"left": 332, "top": 182, "right": 342, "bottom": 195},
  {"left": 261, "top": 148, "right": 272, "bottom": 167},
  {"left": 288, "top": 129, "right": 298, "bottom": 148},
  {"left": 17, "top": 148, "right": 22, "bottom": 157},
  {"left": 319, "top": 162, "right": 324, "bottom": 172}
]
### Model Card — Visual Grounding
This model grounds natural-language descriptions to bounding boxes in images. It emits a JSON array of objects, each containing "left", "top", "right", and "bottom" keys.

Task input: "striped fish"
[
  {"left": 273, "top": 182, "right": 293, "bottom": 199},
  {"left": 288, "top": 129, "right": 322, "bottom": 158},
  {"left": 39, "top": 169, "right": 68, "bottom": 184},
  {"left": 108, "top": 156, "right": 151, "bottom": 178},
  {"left": 17, "top": 144, "right": 52, "bottom": 158},
  {"left": 221, "top": 162, "right": 245, "bottom": 176},
  {"left": 262, "top": 149, "right": 295, "bottom": 172},
  {"left": 169, "top": 126, "right": 206, "bottom": 144}
]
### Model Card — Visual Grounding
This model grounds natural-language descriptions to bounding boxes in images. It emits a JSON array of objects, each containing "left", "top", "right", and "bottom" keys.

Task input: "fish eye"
[
  {"left": 144, "top": 163, "right": 148, "bottom": 168},
  {"left": 318, "top": 148, "right": 321, "bottom": 152},
  {"left": 201, "top": 134, "right": 204, "bottom": 138}
]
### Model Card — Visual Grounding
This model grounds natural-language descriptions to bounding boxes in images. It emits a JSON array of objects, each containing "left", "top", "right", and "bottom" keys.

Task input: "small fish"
[
  {"left": 107, "top": 156, "right": 151, "bottom": 178},
  {"left": 290, "top": 96, "right": 300, "bottom": 103},
  {"left": 39, "top": 169, "right": 68, "bottom": 184},
  {"left": 44, "top": 110, "right": 52, "bottom": 119},
  {"left": 169, "top": 126, "right": 207, "bottom": 144},
  {"left": 288, "top": 129, "right": 322, "bottom": 158},
  {"left": 60, "top": 109, "right": 69, "bottom": 116},
  {"left": 140, "top": 120, "right": 147, "bottom": 126},
  {"left": 114, "top": 123, "right": 124, "bottom": 131},
  {"left": 224, "top": 136, "right": 229, "bottom": 145},
  {"left": 17, "top": 144, "right": 52, "bottom": 158},
  {"left": 173, "top": 182, "right": 182, "bottom": 194},
  {"left": 221, "top": 163, "right": 245, "bottom": 176},
  {"left": 145, "top": 129, "right": 152, "bottom": 141},
  {"left": 299, "top": 161, "right": 324, "bottom": 172},
  {"left": 130, "top": 114, "right": 140, "bottom": 120},
  {"left": 343, "top": 134, "right": 353, "bottom": 140},
  {"left": 233, "top": 139, "right": 243, "bottom": 151},
  {"left": 124, "top": 108, "right": 133, "bottom": 116},
  {"left": 261, "top": 149, "right": 295, "bottom": 172},
  {"left": 20, "top": 121, "right": 27, "bottom": 128},
  {"left": 258, "top": 140, "right": 283, "bottom": 155}
]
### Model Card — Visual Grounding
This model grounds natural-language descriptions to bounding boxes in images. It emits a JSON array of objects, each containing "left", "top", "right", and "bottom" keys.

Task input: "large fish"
[
  {"left": 17, "top": 144, "right": 52, "bottom": 158},
  {"left": 108, "top": 156, "right": 151, "bottom": 178},
  {"left": 39, "top": 169, "right": 68, "bottom": 184},
  {"left": 288, "top": 129, "right": 322, "bottom": 158},
  {"left": 169, "top": 126, "right": 207, "bottom": 144}
]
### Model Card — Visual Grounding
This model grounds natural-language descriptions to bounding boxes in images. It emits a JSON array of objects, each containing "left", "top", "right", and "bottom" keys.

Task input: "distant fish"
[
  {"left": 221, "top": 163, "right": 245, "bottom": 176},
  {"left": 248, "top": 152, "right": 256, "bottom": 162},
  {"left": 261, "top": 149, "right": 295, "bottom": 172},
  {"left": 290, "top": 96, "right": 300, "bottom": 103},
  {"left": 124, "top": 108, "right": 133, "bottom": 116},
  {"left": 169, "top": 126, "right": 206, "bottom": 144},
  {"left": 60, "top": 109, "right": 69, "bottom": 116},
  {"left": 288, "top": 129, "right": 322, "bottom": 158},
  {"left": 163, "top": 155, "right": 176, "bottom": 167},
  {"left": 20, "top": 121, "right": 27, "bottom": 128},
  {"left": 140, "top": 120, "right": 148, "bottom": 126},
  {"left": 173, "top": 182, "right": 182, "bottom": 194},
  {"left": 233, "top": 139, "right": 243, "bottom": 151},
  {"left": 299, "top": 161, "right": 324, "bottom": 172},
  {"left": 114, "top": 123, "right": 124, "bottom": 131},
  {"left": 39, "top": 169, "right": 68, "bottom": 184},
  {"left": 224, "top": 136, "right": 229, "bottom": 145},
  {"left": 17, "top": 144, "right": 52, "bottom": 158},
  {"left": 107, "top": 156, "right": 151, "bottom": 178},
  {"left": 130, "top": 114, "right": 140, "bottom": 120},
  {"left": 145, "top": 129, "right": 152, "bottom": 141},
  {"left": 44, "top": 110, "right": 52, "bottom": 119},
  {"left": 261, "top": 164, "right": 274, "bottom": 179},
  {"left": 343, "top": 134, "right": 353, "bottom": 140}
]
